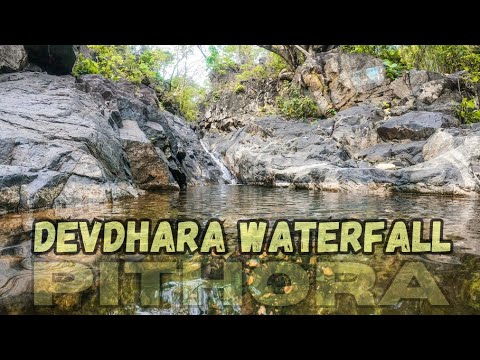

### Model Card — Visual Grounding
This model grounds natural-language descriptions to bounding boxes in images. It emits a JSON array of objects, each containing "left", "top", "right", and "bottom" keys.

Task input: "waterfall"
[{"left": 200, "top": 140, "right": 237, "bottom": 184}]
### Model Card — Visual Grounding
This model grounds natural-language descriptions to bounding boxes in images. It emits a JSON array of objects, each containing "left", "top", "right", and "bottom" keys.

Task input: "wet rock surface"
[{"left": 0, "top": 72, "right": 231, "bottom": 213}]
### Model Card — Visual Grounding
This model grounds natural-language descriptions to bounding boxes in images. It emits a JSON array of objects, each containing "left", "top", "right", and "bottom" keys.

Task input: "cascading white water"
[{"left": 200, "top": 140, "right": 236, "bottom": 184}]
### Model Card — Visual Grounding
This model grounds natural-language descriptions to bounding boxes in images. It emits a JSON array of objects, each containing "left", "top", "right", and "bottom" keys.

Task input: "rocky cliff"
[
  {"left": 0, "top": 45, "right": 232, "bottom": 214},
  {"left": 201, "top": 49, "right": 480, "bottom": 196},
  {"left": 2, "top": 45, "right": 480, "bottom": 216}
]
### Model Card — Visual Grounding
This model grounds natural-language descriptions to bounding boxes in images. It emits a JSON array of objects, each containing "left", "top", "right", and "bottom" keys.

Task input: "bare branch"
[
  {"left": 196, "top": 45, "right": 208, "bottom": 59},
  {"left": 259, "top": 45, "right": 337, "bottom": 70},
  {"left": 294, "top": 45, "right": 311, "bottom": 58}
]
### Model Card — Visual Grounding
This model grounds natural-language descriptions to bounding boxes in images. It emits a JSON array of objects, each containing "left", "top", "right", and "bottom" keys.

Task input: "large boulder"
[
  {"left": 330, "top": 105, "right": 384, "bottom": 155},
  {"left": 388, "top": 70, "right": 470, "bottom": 116},
  {"left": 355, "top": 141, "right": 426, "bottom": 167},
  {"left": 377, "top": 111, "right": 459, "bottom": 141},
  {"left": 119, "top": 120, "right": 179, "bottom": 190},
  {"left": 322, "top": 51, "right": 391, "bottom": 109},
  {"left": 389, "top": 70, "right": 445, "bottom": 99},
  {"left": 0, "top": 45, "right": 27, "bottom": 73},
  {"left": 0, "top": 72, "right": 138, "bottom": 213},
  {"left": 394, "top": 128, "right": 480, "bottom": 195}
]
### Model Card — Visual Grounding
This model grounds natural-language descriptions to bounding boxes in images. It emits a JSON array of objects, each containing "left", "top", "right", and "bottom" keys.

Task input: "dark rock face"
[
  {"left": 203, "top": 72, "right": 280, "bottom": 132},
  {"left": 377, "top": 111, "right": 459, "bottom": 141},
  {"left": 0, "top": 72, "right": 232, "bottom": 214},
  {"left": 0, "top": 72, "right": 137, "bottom": 213},
  {"left": 0, "top": 45, "right": 92, "bottom": 76},
  {"left": 22, "top": 45, "right": 76, "bottom": 75},
  {"left": 76, "top": 75, "right": 233, "bottom": 188},
  {"left": 119, "top": 120, "right": 179, "bottom": 190},
  {"left": 0, "top": 46, "right": 27, "bottom": 73},
  {"left": 23, "top": 45, "right": 77, "bottom": 75},
  {"left": 330, "top": 105, "right": 383, "bottom": 155},
  {"left": 355, "top": 141, "right": 426, "bottom": 167}
]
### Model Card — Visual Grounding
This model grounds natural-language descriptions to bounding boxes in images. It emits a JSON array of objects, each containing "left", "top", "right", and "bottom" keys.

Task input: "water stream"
[
  {"left": 200, "top": 140, "right": 236, "bottom": 184},
  {"left": 1, "top": 186, "right": 480, "bottom": 314}
]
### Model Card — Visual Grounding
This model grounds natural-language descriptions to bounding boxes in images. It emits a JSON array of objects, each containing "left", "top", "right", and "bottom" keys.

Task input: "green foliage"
[
  {"left": 205, "top": 46, "right": 239, "bottom": 74},
  {"left": 211, "top": 90, "right": 221, "bottom": 101},
  {"left": 233, "top": 83, "right": 245, "bottom": 94},
  {"left": 276, "top": 85, "right": 319, "bottom": 119},
  {"left": 266, "top": 52, "right": 290, "bottom": 74},
  {"left": 342, "top": 45, "right": 403, "bottom": 64},
  {"left": 206, "top": 45, "right": 289, "bottom": 104},
  {"left": 73, "top": 45, "right": 172, "bottom": 84},
  {"left": 454, "top": 97, "right": 480, "bottom": 124},
  {"left": 342, "top": 45, "right": 480, "bottom": 83},
  {"left": 73, "top": 54, "right": 99, "bottom": 76},
  {"left": 207, "top": 46, "right": 288, "bottom": 82},
  {"left": 73, "top": 45, "right": 205, "bottom": 122},
  {"left": 325, "top": 108, "right": 337, "bottom": 117},
  {"left": 165, "top": 76, "right": 206, "bottom": 121},
  {"left": 236, "top": 64, "right": 268, "bottom": 82},
  {"left": 399, "top": 45, "right": 480, "bottom": 82},
  {"left": 383, "top": 59, "right": 403, "bottom": 80}
]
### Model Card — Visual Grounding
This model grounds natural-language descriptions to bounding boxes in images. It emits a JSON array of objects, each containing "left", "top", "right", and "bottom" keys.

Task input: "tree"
[
  {"left": 74, "top": 45, "right": 206, "bottom": 121},
  {"left": 73, "top": 45, "right": 173, "bottom": 84},
  {"left": 258, "top": 45, "right": 338, "bottom": 70}
]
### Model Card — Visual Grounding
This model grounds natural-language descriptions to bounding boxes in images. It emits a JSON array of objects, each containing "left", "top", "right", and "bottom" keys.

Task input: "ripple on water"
[{"left": 0, "top": 185, "right": 479, "bottom": 314}]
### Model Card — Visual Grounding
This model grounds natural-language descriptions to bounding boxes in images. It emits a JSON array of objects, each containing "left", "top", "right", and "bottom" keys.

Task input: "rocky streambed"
[{"left": 1, "top": 45, "right": 480, "bottom": 216}]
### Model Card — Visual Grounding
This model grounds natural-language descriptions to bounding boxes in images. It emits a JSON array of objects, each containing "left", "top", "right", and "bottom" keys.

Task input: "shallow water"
[{"left": 1, "top": 185, "right": 480, "bottom": 314}]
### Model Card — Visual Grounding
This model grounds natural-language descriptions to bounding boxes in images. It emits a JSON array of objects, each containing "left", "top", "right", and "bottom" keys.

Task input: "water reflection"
[{"left": 1, "top": 185, "right": 480, "bottom": 314}]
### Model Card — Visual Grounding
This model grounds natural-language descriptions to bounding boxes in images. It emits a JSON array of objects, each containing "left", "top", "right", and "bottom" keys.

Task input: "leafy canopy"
[
  {"left": 342, "top": 45, "right": 480, "bottom": 82},
  {"left": 73, "top": 45, "right": 204, "bottom": 121},
  {"left": 73, "top": 45, "right": 172, "bottom": 84}
]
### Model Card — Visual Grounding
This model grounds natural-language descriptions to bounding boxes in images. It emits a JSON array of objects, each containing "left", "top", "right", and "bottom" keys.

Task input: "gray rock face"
[
  {"left": 394, "top": 128, "right": 480, "bottom": 195},
  {"left": 202, "top": 105, "right": 480, "bottom": 195},
  {"left": 203, "top": 71, "right": 280, "bottom": 132},
  {"left": 322, "top": 51, "right": 390, "bottom": 109},
  {"left": 330, "top": 105, "right": 383, "bottom": 155},
  {"left": 0, "top": 72, "right": 231, "bottom": 214},
  {"left": 0, "top": 72, "right": 138, "bottom": 213},
  {"left": 355, "top": 141, "right": 426, "bottom": 167},
  {"left": 377, "top": 111, "right": 459, "bottom": 141},
  {"left": 0, "top": 46, "right": 27, "bottom": 73},
  {"left": 203, "top": 50, "right": 472, "bottom": 133},
  {"left": 76, "top": 74, "right": 233, "bottom": 188},
  {"left": 204, "top": 116, "right": 351, "bottom": 187}
]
